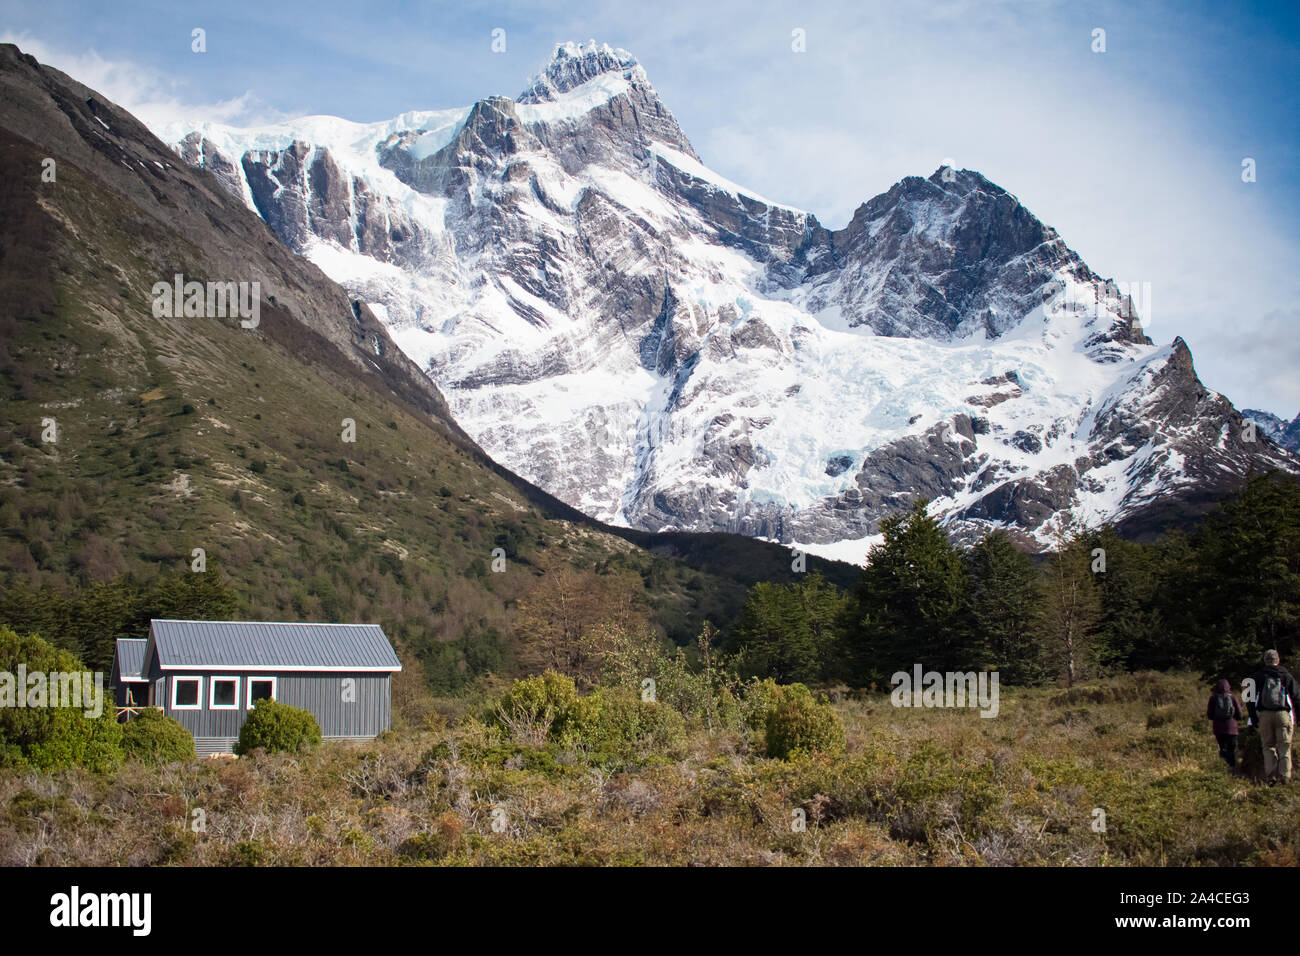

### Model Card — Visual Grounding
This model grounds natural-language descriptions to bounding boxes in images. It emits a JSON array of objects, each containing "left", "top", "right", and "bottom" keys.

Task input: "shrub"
[
  {"left": 398, "top": 812, "right": 465, "bottom": 861},
  {"left": 1130, "top": 725, "right": 1198, "bottom": 761},
  {"left": 1145, "top": 705, "right": 1176, "bottom": 729},
  {"left": 494, "top": 673, "right": 687, "bottom": 759},
  {"left": 121, "top": 708, "right": 196, "bottom": 764},
  {"left": 588, "top": 624, "right": 718, "bottom": 724},
  {"left": 713, "top": 684, "right": 745, "bottom": 730},
  {"left": 227, "top": 840, "right": 275, "bottom": 866},
  {"left": 764, "top": 683, "right": 846, "bottom": 760},
  {"left": 0, "top": 627, "right": 122, "bottom": 772},
  {"left": 234, "top": 698, "right": 322, "bottom": 755},
  {"left": 738, "top": 677, "right": 780, "bottom": 731},
  {"left": 578, "top": 686, "right": 688, "bottom": 758},
  {"left": 494, "top": 672, "right": 586, "bottom": 745}
]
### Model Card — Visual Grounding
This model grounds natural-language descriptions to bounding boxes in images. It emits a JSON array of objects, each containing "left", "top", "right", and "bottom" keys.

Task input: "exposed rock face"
[
  {"left": 157, "top": 40, "right": 1300, "bottom": 556},
  {"left": 1243, "top": 407, "right": 1300, "bottom": 453},
  {"left": 176, "top": 130, "right": 245, "bottom": 201},
  {"left": 518, "top": 41, "right": 699, "bottom": 168},
  {"left": 781, "top": 168, "right": 1153, "bottom": 356},
  {"left": 1285, "top": 418, "right": 1300, "bottom": 452}
]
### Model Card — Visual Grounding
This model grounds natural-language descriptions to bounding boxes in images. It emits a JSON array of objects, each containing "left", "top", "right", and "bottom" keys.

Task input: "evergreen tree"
[
  {"left": 1036, "top": 524, "right": 1102, "bottom": 686},
  {"left": 964, "top": 530, "right": 1046, "bottom": 684},
  {"left": 1185, "top": 472, "right": 1300, "bottom": 677},
  {"left": 0, "top": 585, "right": 73, "bottom": 656},
  {"left": 146, "top": 569, "right": 239, "bottom": 627},
  {"left": 0, "top": 568, "right": 239, "bottom": 671},
  {"left": 851, "top": 500, "right": 971, "bottom": 682},
  {"left": 1085, "top": 526, "right": 1162, "bottom": 671},
  {"left": 75, "top": 577, "right": 144, "bottom": 673},
  {"left": 728, "top": 573, "right": 848, "bottom": 683},
  {"left": 1144, "top": 529, "right": 1200, "bottom": 670}
]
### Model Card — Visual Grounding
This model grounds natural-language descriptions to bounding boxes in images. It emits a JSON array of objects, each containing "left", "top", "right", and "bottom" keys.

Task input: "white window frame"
[
  {"left": 171, "top": 676, "right": 202, "bottom": 710},
  {"left": 246, "top": 676, "right": 278, "bottom": 708},
  {"left": 209, "top": 676, "right": 241, "bottom": 711}
]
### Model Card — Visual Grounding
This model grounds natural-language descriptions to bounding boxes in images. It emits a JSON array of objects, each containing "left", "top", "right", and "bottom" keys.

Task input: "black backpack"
[
  {"left": 1259, "top": 673, "right": 1289, "bottom": 711},
  {"left": 1212, "top": 693, "right": 1235, "bottom": 720}
]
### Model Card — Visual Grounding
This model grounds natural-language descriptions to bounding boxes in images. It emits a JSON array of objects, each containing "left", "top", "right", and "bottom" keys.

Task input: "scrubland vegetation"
[{"left": 2, "top": 666, "right": 1296, "bottom": 866}]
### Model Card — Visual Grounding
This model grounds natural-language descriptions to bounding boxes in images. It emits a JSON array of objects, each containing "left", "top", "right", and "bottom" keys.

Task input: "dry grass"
[{"left": 2, "top": 671, "right": 1297, "bottom": 866}]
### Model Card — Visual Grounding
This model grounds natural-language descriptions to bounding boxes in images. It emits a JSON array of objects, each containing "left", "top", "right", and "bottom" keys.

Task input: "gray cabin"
[{"left": 112, "top": 620, "right": 402, "bottom": 755}]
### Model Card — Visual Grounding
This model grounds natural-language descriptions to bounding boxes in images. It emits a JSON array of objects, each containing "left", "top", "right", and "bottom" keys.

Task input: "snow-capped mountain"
[
  {"left": 156, "top": 40, "right": 1298, "bottom": 559},
  {"left": 1243, "top": 409, "right": 1300, "bottom": 453}
]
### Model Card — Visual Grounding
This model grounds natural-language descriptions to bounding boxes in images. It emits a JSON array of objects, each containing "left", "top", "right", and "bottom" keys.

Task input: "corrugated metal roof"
[
  {"left": 147, "top": 620, "right": 402, "bottom": 672},
  {"left": 114, "top": 639, "right": 147, "bottom": 680}
]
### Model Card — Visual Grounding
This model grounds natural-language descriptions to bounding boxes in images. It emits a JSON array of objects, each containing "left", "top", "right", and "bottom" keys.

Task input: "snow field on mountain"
[{"left": 155, "top": 41, "right": 1295, "bottom": 557}]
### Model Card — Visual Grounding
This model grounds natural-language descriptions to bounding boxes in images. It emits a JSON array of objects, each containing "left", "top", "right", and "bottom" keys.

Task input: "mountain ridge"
[
  {"left": 151, "top": 40, "right": 1298, "bottom": 560},
  {"left": 1243, "top": 408, "right": 1300, "bottom": 453}
]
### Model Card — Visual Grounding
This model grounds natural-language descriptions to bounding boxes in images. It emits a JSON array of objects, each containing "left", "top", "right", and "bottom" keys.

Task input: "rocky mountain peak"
[
  {"left": 808, "top": 166, "right": 1095, "bottom": 341},
  {"left": 513, "top": 40, "right": 699, "bottom": 164},
  {"left": 150, "top": 45, "right": 1299, "bottom": 558},
  {"left": 1243, "top": 406, "right": 1300, "bottom": 453},
  {"left": 1284, "top": 416, "right": 1300, "bottom": 451},
  {"left": 452, "top": 95, "right": 533, "bottom": 157},
  {"left": 847, "top": 167, "right": 1061, "bottom": 253},
  {"left": 518, "top": 40, "right": 646, "bottom": 102},
  {"left": 926, "top": 165, "right": 1002, "bottom": 195}
]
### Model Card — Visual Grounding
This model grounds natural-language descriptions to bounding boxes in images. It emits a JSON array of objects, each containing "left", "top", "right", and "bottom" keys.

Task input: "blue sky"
[{"left": 3, "top": 0, "right": 1298, "bottom": 415}]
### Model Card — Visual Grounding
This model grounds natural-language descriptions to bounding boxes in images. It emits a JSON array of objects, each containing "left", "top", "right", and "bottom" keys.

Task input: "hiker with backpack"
[
  {"left": 1206, "top": 678, "right": 1245, "bottom": 769},
  {"left": 1247, "top": 649, "right": 1298, "bottom": 785}
]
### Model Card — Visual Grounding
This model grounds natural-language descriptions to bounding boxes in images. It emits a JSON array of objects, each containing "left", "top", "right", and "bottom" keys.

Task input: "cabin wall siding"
[{"left": 145, "top": 659, "right": 391, "bottom": 749}]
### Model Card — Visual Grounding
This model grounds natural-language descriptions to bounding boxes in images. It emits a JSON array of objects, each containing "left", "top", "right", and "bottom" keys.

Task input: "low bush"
[
  {"left": 579, "top": 686, "right": 688, "bottom": 760},
  {"left": 121, "top": 708, "right": 196, "bottom": 764},
  {"left": 235, "top": 699, "right": 322, "bottom": 756},
  {"left": 764, "top": 683, "right": 846, "bottom": 760},
  {"left": 494, "top": 674, "right": 687, "bottom": 761},
  {"left": 494, "top": 671, "right": 587, "bottom": 746}
]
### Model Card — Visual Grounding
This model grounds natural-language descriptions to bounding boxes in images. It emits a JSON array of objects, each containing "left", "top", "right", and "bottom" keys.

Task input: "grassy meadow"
[{"left": 3, "top": 670, "right": 1296, "bottom": 867}]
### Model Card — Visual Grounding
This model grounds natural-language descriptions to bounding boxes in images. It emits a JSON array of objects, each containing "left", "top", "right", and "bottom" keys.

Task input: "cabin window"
[
  {"left": 247, "top": 677, "right": 277, "bottom": 707},
  {"left": 172, "top": 677, "right": 202, "bottom": 710},
  {"left": 210, "top": 677, "right": 240, "bottom": 710}
]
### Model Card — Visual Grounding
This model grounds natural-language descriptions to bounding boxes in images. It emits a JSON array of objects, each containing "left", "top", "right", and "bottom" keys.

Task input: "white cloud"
[
  {"left": 1199, "top": 308, "right": 1300, "bottom": 418},
  {"left": 0, "top": 31, "right": 283, "bottom": 129}
]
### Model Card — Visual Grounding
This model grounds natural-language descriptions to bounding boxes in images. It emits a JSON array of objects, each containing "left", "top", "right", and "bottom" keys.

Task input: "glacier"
[{"left": 153, "top": 40, "right": 1298, "bottom": 562}]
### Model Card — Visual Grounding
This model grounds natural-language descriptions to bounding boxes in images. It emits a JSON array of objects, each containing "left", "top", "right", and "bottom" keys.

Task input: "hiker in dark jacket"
[
  {"left": 1206, "top": 678, "right": 1245, "bottom": 769},
  {"left": 1247, "top": 650, "right": 1298, "bottom": 784}
]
